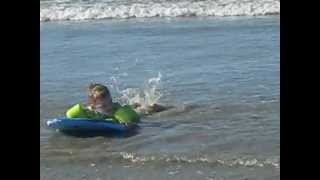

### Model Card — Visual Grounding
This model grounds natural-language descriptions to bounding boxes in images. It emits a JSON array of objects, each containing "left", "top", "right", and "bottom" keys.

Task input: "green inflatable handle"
[
  {"left": 114, "top": 105, "right": 140, "bottom": 123},
  {"left": 66, "top": 103, "right": 140, "bottom": 124},
  {"left": 66, "top": 103, "right": 108, "bottom": 120}
]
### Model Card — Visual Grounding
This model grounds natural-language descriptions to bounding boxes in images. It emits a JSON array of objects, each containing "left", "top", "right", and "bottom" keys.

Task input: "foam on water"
[
  {"left": 40, "top": 0, "right": 280, "bottom": 22},
  {"left": 118, "top": 152, "right": 280, "bottom": 169}
]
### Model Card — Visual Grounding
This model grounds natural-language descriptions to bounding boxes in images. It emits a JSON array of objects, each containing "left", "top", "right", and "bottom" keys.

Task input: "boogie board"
[{"left": 46, "top": 118, "right": 132, "bottom": 132}]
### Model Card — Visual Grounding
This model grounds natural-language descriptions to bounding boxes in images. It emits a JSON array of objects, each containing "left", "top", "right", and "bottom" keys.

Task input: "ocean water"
[{"left": 40, "top": 6, "right": 280, "bottom": 180}]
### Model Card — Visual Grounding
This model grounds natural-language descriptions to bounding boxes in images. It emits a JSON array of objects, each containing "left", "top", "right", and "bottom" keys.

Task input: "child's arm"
[
  {"left": 131, "top": 102, "right": 167, "bottom": 113},
  {"left": 149, "top": 103, "right": 167, "bottom": 112},
  {"left": 131, "top": 102, "right": 141, "bottom": 109}
]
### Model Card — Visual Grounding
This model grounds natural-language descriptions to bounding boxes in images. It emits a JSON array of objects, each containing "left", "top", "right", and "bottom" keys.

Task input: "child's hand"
[
  {"left": 132, "top": 103, "right": 141, "bottom": 109},
  {"left": 149, "top": 103, "right": 166, "bottom": 112},
  {"left": 87, "top": 105, "right": 93, "bottom": 110}
]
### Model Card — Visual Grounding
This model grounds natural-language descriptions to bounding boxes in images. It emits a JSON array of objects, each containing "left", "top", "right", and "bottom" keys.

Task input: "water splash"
[{"left": 107, "top": 72, "right": 163, "bottom": 113}]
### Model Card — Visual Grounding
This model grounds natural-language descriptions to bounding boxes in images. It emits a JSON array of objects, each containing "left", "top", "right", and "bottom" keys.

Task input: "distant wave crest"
[{"left": 40, "top": 0, "right": 280, "bottom": 22}]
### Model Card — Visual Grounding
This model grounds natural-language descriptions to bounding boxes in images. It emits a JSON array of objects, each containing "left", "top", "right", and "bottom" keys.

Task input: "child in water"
[
  {"left": 66, "top": 83, "right": 167, "bottom": 128},
  {"left": 87, "top": 83, "right": 167, "bottom": 115}
]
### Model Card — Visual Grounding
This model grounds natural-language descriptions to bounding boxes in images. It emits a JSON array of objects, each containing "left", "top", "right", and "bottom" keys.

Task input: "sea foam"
[{"left": 40, "top": 0, "right": 280, "bottom": 22}]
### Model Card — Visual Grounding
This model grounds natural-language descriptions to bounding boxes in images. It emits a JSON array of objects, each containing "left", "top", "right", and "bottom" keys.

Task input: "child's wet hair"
[{"left": 88, "top": 83, "right": 111, "bottom": 98}]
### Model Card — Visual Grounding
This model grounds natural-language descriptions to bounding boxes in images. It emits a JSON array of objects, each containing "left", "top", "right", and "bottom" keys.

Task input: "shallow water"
[{"left": 40, "top": 16, "right": 279, "bottom": 180}]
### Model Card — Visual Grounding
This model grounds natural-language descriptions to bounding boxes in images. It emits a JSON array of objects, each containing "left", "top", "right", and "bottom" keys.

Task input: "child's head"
[{"left": 88, "top": 83, "right": 112, "bottom": 105}]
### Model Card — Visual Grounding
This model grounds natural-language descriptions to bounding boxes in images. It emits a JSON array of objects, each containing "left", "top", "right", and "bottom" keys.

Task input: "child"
[
  {"left": 87, "top": 83, "right": 167, "bottom": 115},
  {"left": 66, "top": 83, "right": 167, "bottom": 128},
  {"left": 87, "top": 83, "right": 116, "bottom": 114}
]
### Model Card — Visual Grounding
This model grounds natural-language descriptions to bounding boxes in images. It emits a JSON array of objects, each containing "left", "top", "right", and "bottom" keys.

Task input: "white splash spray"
[{"left": 107, "top": 72, "right": 163, "bottom": 112}]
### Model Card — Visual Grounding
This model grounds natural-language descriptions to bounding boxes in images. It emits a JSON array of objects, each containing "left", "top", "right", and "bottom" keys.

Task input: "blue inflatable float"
[{"left": 46, "top": 118, "right": 131, "bottom": 132}]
